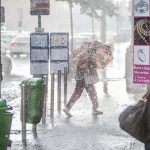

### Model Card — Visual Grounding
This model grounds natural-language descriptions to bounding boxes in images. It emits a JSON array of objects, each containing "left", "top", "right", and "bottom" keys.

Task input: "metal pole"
[
  {"left": 21, "top": 84, "right": 26, "bottom": 145},
  {"left": 0, "top": 5, "right": 3, "bottom": 98},
  {"left": 57, "top": 70, "right": 61, "bottom": 114},
  {"left": 32, "top": 124, "right": 37, "bottom": 138},
  {"left": 69, "top": 2, "right": 74, "bottom": 52},
  {"left": 91, "top": 12, "right": 95, "bottom": 41},
  {"left": 0, "top": 28, "right": 2, "bottom": 97},
  {"left": 42, "top": 75, "right": 48, "bottom": 125},
  {"left": 101, "top": 1, "right": 106, "bottom": 43},
  {"left": 38, "top": 15, "right": 41, "bottom": 28},
  {"left": 0, "top": 58, "right": 2, "bottom": 97},
  {"left": 50, "top": 73, "right": 55, "bottom": 127},
  {"left": 64, "top": 67, "right": 68, "bottom": 106}
]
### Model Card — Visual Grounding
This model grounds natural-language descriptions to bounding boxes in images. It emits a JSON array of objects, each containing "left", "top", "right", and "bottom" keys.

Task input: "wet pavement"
[
  {"left": 1, "top": 42, "right": 146, "bottom": 150},
  {"left": 7, "top": 79, "right": 145, "bottom": 150}
]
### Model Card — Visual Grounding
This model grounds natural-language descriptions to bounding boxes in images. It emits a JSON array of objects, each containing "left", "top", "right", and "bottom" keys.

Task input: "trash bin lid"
[
  {"left": 0, "top": 99, "right": 7, "bottom": 108},
  {"left": 0, "top": 98, "right": 11, "bottom": 112},
  {"left": 20, "top": 78, "right": 43, "bottom": 87}
]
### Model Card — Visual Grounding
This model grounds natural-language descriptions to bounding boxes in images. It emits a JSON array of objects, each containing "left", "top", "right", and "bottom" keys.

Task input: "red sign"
[
  {"left": 36, "top": 3, "right": 49, "bottom": 8},
  {"left": 30, "top": 0, "right": 50, "bottom": 15}
]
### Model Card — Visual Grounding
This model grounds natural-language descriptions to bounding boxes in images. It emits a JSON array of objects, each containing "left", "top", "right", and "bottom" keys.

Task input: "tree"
[
  {"left": 55, "top": 0, "right": 78, "bottom": 51},
  {"left": 78, "top": 0, "right": 118, "bottom": 42},
  {"left": 56, "top": 0, "right": 118, "bottom": 45}
]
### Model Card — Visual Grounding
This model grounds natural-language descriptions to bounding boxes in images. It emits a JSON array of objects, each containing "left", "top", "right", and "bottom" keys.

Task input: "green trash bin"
[
  {"left": 0, "top": 98, "right": 13, "bottom": 150},
  {"left": 20, "top": 78, "right": 45, "bottom": 124}
]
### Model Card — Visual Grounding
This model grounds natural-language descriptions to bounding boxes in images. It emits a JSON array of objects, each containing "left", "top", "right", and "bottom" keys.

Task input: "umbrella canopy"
[
  {"left": 71, "top": 41, "right": 91, "bottom": 62},
  {"left": 72, "top": 40, "right": 113, "bottom": 69}
]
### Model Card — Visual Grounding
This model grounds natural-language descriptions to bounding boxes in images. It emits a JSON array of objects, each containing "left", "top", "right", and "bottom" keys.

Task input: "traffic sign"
[{"left": 30, "top": 0, "right": 50, "bottom": 15}]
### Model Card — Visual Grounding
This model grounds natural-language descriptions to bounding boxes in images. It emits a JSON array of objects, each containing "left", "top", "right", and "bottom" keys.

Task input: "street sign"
[
  {"left": 30, "top": 0, "right": 50, "bottom": 15},
  {"left": 30, "top": 33, "right": 49, "bottom": 48},
  {"left": 0, "top": 6, "right": 5, "bottom": 23},
  {"left": 30, "top": 32, "right": 49, "bottom": 75},
  {"left": 50, "top": 61, "right": 69, "bottom": 74},
  {"left": 133, "top": 0, "right": 150, "bottom": 84},
  {"left": 50, "top": 33, "right": 69, "bottom": 74},
  {"left": 30, "top": 61, "right": 49, "bottom": 75},
  {"left": 50, "top": 48, "right": 69, "bottom": 61},
  {"left": 50, "top": 33, "right": 69, "bottom": 47},
  {"left": 31, "top": 48, "right": 49, "bottom": 61}
]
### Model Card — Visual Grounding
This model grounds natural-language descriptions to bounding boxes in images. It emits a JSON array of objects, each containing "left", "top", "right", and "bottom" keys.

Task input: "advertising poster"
[{"left": 133, "top": 0, "right": 150, "bottom": 84}]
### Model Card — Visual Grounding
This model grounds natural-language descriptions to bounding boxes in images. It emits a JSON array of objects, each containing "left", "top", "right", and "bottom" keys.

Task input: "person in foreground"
[
  {"left": 143, "top": 84, "right": 150, "bottom": 150},
  {"left": 63, "top": 47, "right": 103, "bottom": 117}
]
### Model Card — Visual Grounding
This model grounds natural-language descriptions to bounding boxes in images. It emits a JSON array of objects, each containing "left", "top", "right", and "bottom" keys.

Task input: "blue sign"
[
  {"left": 50, "top": 33, "right": 69, "bottom": 74},
  {"left": 30, "top": 32, "right": 49, "bottom": 75},
  {"left": 50, "top": 33, "right": 69, "bottom": 48},
  {"left": 30, "top": 32, "right": 49, "bottom": 48}
]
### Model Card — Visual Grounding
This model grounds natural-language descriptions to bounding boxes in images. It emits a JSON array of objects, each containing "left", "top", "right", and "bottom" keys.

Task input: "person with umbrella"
[{"left": 63, "top": 41, "right": 113, "bottom": 117}]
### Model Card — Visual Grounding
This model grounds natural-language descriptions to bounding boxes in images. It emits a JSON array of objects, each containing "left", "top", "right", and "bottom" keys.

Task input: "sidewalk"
[
  {"left": 8, "top": 78, "right": 145, "bottom": 150},
  {"left": 7, "top": 42, "right": 145, "bottom": 150}
]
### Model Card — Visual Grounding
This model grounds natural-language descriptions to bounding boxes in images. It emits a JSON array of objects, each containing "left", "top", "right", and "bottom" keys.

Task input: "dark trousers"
[
  {"left": 145, "top": 94, "right": 150, "bottom": 150},
  {"left": 145, "top": 143, "right": 150, "bottom": 150},
  {"left": 66, "top": 80, "right": 99, "bottom": 111}
]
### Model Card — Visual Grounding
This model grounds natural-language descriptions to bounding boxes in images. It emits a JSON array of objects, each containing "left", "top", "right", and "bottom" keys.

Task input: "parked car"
[
  {"left": 1, "top": 43, "right": 12, "bottom": 75},
  {"left": 9, "top": 33, "right": 30, "bottom": 57},
  {"left": 1, "top": 31, "right": 16, "bottom": 50}
]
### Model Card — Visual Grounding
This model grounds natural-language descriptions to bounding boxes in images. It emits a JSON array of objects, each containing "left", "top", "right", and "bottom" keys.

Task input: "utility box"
[
  {"left": 20, "top": 78, "right": 45, "bottom": 124},
  {"left": 0, "top": 98, "right": 13, "bottom": 150}
]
